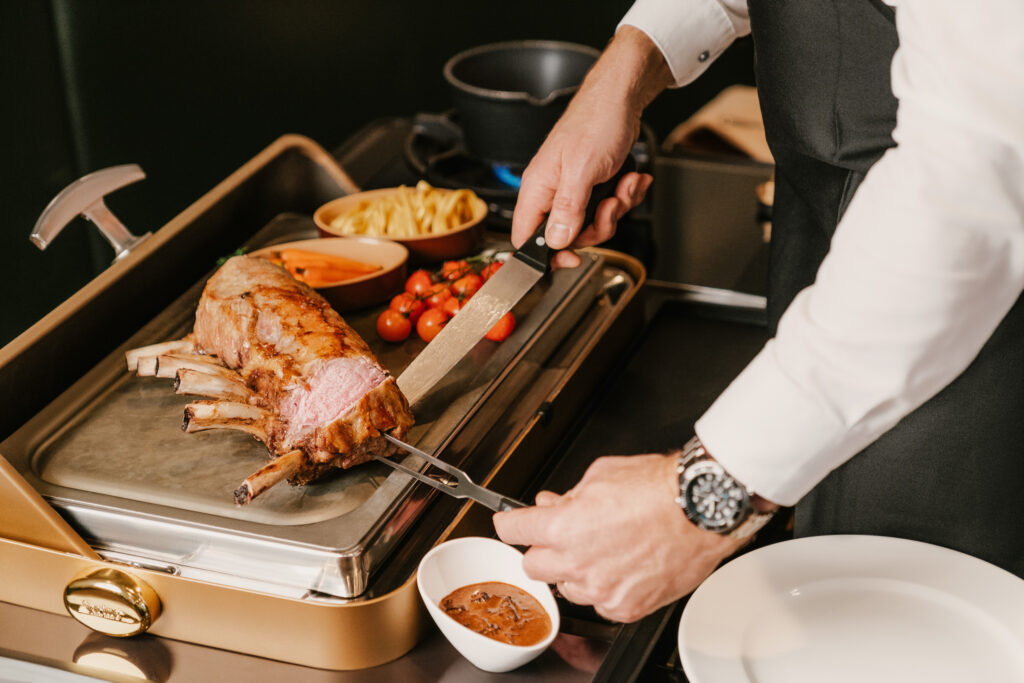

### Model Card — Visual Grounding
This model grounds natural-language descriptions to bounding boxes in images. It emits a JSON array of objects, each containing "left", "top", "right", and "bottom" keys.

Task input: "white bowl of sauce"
[{"left": 417, "top": 536, "right": 559, "bottom": 672}]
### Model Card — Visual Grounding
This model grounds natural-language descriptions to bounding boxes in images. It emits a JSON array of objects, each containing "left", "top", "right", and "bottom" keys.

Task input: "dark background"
[{"left": 1, "top": 0, "right": 754, "bottom": 347}]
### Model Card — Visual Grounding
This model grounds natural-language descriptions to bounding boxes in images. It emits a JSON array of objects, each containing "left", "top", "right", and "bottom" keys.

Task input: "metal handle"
[
  {"left": 497, "top": 497, "right": 527, "bottom": 512},
  {"left": 31, "top": 164, "right": 151, "bottom": 263}
]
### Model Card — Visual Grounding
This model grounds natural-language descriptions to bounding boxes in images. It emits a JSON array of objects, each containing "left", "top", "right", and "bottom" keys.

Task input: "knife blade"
[
  {"left": 376, "top": 433, "right": 525, "bottom": 512},
  {"left": 396, "top": 159, "right": 635, "bottom": 407}
]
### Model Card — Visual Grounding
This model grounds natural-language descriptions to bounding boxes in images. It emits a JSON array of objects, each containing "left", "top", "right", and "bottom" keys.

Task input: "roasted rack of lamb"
[{"left": 125, "top": 254, "right": 414, "bottom": 504}]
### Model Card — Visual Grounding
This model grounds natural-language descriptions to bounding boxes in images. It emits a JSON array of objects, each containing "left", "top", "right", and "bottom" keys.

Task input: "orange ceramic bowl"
[
  {"left": 313, "top": 187, "right": 488, "bottom": 264},
  {"left": 251, "top": 237, "right": 407, "bottom": 312}
]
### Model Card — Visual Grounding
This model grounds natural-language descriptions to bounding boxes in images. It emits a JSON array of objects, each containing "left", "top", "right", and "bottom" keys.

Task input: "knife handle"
[{"left": 514, "top": 156, "right": 638, "bottom": 272}]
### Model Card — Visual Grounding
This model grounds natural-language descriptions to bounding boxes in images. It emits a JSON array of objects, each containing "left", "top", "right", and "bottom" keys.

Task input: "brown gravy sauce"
[{"left": 440, "top": 581, "right": 552, "bottom": 646}]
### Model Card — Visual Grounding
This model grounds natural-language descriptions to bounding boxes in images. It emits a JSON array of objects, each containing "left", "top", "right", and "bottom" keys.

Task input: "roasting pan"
[{"left": 0, "top": 135, "right": 647, "bottom": 669}]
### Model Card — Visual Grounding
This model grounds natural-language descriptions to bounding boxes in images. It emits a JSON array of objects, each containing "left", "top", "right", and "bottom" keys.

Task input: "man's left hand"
[{"left": 493, "top": 454, "right": 746, "bottom": 623}]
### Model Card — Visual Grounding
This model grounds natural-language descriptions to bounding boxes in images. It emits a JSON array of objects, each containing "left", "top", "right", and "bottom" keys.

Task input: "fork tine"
[
  {"left": 382, "top": 432, "right": 466, "bottom": 480},
  {"left": 382, "top": 432, "right": 523, "bottom": 511}
]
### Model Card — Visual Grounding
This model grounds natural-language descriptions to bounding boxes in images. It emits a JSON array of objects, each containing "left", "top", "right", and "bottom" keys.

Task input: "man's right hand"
[
  {"left": 493, "top": 453, "right": 745, "bottom": 623},
  {"left": 511, "top": 26, "right": 673, "bottom": 269}
]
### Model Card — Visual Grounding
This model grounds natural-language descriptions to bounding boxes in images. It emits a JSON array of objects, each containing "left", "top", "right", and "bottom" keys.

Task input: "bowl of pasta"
[{"left": 314, "top": 182, "right": 488, "bottom": 264}]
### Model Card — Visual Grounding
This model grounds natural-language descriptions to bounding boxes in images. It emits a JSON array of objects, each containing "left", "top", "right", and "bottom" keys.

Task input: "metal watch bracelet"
[{"left": 676, "top": 436, "right": 774, "bottom": 540}]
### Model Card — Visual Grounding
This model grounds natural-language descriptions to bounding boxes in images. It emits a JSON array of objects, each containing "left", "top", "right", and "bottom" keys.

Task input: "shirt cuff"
[
  {"left": 695, "top": 336, "right": 852, "bottom": 507},
  {"left": 618, "top": 0, "right": 749, "bottom": 87}
]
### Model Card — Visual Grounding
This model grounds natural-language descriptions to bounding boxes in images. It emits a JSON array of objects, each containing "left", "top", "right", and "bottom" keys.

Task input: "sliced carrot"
[
  {"left": 286, "top": 264, "right": 376, "bottom": 287},
  {"left": 277, "top": 249, "right": 380, "bottom": 274}
]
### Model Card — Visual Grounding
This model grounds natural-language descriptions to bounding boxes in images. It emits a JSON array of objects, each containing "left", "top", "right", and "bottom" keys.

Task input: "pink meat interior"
[{"left": 279, "top": 356, "right": 387, "bottom": 441}]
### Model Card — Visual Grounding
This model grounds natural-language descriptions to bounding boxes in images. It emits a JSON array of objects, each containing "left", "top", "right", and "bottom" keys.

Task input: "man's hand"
[
  {"left": 511, "top": 27, "right": 672, "bottom": 269},
  {"left": 493, "top": 454, "right": 746, "bottom": 623}
]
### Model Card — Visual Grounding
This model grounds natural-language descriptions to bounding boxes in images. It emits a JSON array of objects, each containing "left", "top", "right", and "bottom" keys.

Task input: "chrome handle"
[{"left": 31, "top": 164, "right": 151, "bottom": 262}]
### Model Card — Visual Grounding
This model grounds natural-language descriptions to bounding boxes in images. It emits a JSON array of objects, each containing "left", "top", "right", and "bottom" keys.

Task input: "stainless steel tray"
[{"left": 2, "top": 213, "right": 608, "bottom": 599}]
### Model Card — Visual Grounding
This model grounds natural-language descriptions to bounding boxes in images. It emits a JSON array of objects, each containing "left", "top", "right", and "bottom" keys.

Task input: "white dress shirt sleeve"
[
  {"left": 618, "top": 0, "right": 750, "bottom": 87},
  {"left": 695, "top": 0, "right": 1024, "bottom": 506}
]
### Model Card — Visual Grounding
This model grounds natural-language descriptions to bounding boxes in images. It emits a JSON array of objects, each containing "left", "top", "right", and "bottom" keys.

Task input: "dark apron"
[{"left": 748, "top": 0, "right": 1024, "bottom": 577}]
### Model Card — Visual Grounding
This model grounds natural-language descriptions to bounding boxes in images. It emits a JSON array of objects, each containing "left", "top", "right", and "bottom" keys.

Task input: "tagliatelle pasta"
[{"left": 329, "top": 181, "right": 480, "bottom": 238}]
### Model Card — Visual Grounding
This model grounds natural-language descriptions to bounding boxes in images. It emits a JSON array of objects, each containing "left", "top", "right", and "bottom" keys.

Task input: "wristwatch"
[{"left": 675, "top": 436, "right": 774, "bottom": 540}]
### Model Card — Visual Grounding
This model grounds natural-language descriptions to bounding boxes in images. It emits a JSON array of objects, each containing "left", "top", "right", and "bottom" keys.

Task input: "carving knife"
[
  {"left": 396, "top": 160, "right": 634, "bottom": 406},
  {"left": 375, "top": 433, "right": 525, "bottom": 512}
]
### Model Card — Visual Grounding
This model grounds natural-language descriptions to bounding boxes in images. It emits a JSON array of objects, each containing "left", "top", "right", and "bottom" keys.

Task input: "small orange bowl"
[
  {"left": 314, "top": 186, "right": 488, "bottom": 264},
  {"left": 251, "top": 237, "right": 407, "bottom": 312}
]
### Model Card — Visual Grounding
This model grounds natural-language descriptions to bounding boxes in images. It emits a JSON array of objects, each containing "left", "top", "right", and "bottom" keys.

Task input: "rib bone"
[
  {"left": 125, "top": 339, "right": 195, "bottom": 372},
  {"left": 155, "top": 351, "right": 230, "bottom": 380},
  {"left": 233, "top": 449, "right": 306, "bottom": 505},
  {"left": 137, "top": 356, "right": 159, "bottom": 377},
  {"left": 175, "top": 368, "right": 256, "bottom": 403},
  {"left": 183, "top": 400, "right": 270, "bottom": 443}
]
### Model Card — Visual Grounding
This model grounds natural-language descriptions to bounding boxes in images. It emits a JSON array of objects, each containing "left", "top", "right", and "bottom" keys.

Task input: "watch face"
[{"left": 682, "top": 462, "right": 749, "bottom": 533}]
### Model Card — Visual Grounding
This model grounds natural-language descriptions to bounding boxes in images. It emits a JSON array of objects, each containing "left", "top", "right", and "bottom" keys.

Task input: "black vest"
[{"left": 749, "top": 0, "right": 1024, "bottom": 577}]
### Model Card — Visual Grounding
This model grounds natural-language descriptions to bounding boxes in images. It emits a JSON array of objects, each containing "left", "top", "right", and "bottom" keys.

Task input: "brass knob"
[{"left": 63, "top": 567, "right": 162, "bottom": 637}]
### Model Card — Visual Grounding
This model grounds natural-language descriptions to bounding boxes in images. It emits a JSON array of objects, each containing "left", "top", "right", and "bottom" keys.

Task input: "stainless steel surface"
[
  {"left": 2, "top": 214, "right": 607, "bottom": 599},
  {"left": 646, "top": 280, "right": 767, "bottom": 310},
  {"left": 397, "top": 254, "right": 545, "bottom": 406},
  {"left": 378, "top": 433, "right": 526, "bottom": 512},
  {"left": 651, "top": 154, "right": 772, "bottom": 296},
  {"left": 30, "top": 164, "right": 151, "bottom": 262}
]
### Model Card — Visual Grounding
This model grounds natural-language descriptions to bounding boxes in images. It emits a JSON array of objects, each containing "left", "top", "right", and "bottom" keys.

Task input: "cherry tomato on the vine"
[
  {"left": 416, "top": 308, "right": 448, "bottom": 342},
  {"left": 424, "top": 282, "right": 453, "bottom": 309},
  {"left": 441, "top": 296, "right": 463, "bottom": 319},
  {"left": 480, "top": 261, "right": 503, "bottom": 281},
  {"left": 405, "top": 269, "right": 434, "bottom": 297},
  {"left": 441, "top": 259, "right": 472, "bottom": 281},
  {"left": 376, "top": 309, "right": 412, "bottom": 343},
  {"left": 484, "top": 311, "right": 515, "bottom": 342},
  {"left": 450, "top": 273, "right": 483, "bottom": 301},
  {"left": 389, "top": 292, "right": 426, "bottom": 324}
]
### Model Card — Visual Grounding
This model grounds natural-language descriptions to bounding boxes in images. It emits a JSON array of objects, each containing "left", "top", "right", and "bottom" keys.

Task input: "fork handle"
[{"left": 497, "top": 496, "right": 527, "bottom": 512}]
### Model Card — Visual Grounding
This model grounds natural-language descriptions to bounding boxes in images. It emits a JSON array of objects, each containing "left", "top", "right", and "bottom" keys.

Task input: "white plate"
[{"left": 679, "top": 535, "right": 1024, "bottom": 683}]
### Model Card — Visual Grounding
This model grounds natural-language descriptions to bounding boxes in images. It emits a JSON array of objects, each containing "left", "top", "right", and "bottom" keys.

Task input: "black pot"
[{"left": 443, "top": 40, "right": 600, "bottom": 166}]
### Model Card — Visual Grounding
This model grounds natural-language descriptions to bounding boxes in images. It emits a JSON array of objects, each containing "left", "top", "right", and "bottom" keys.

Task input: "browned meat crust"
[{"left": 132, "top": 254, "right": 414, "bottom": 502}]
